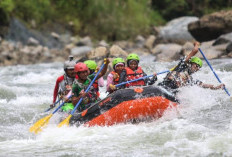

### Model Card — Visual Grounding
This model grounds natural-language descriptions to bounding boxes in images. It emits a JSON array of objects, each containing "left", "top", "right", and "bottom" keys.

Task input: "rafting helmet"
[
  {"left": 127, "top": 53, "right": 139, "bottom": 67},
  {"left": 84, "top": 60, "right": 97, "bottom": 70},
  {"left": 74, "top": 62, "right": 89, "bottom": 73},
  {"left": 127, "top": 53, "right": 140, "bottom": 62},
  {"left": 190, "top": 57, "right": 203, "bottom": 68},
  {"left": 112, "top": 58, "right": 125, "bottom": 69},
  {"left": 64, "top": 56, "right": 76, "bottom": 70}
]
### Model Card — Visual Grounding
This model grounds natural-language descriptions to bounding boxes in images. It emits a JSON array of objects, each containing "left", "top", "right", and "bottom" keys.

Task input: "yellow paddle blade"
[
  {"left": 58, "top": 114, "right": 72, "bottom": 128},
  {"left": 29, "top": 114, "right": 53, "bottom": 134}
]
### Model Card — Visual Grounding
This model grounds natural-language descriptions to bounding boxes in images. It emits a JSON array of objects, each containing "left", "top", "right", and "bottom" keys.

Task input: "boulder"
[
  {"left": 76, "top": 36, "right": 92, "bottom": 47},
  {"left": 27, "top": 37, "right": 39, "bottom": 46},
  {"left": 181, "top": 42, "right": 194, "bottom": 56},
  {"left": 130, "top": 48, "right": 150, "bottom": 56},
  {"left": 71, "top": 46, "right": 92, "bottom": 57},
  {"left": 159, "top": 16, "right": 198, "bottom": 43},
  {"left": 188, "top": 10, "right": 232, "bottom": 42},
  {"left": 226, "top": 42, "right": 232, "bottom": 53},
  {"left": 213, "top": 32, "right": 232, "bottom": 46},
  {"left": 109, "top": 45, "right": 128, "bottom": 57},
  {"left": 195, "top": 41, "right": 225, "bottom": 59},
  {"left": 114, "top": 41, "right": 134, "bottom": 50},
  {"left": 31, "top": 45, "right": 43, "bottom": 55},
  {"left": 228, "top": 52, "right": 232, "bottom": 57},
  {"left": 87, "top": 46, "right": 108, "bottom": 59},
  {"left": 145, "top": 35, "right": 156, "bottom": 50},
  {"left": 51, "top": 32, "right": 60, "bottom": 40},
  {"left": 98, "top": 40, "right": 109, "bottom": 47},
  {"left": 20, "top": 46, "right": 31, "bottom": 54},
  {"left": 135, "top": 35, "right": 145, "bottom": 48},
  {"left": 152, "top": 44, "right": 182, "bottom": 62}
]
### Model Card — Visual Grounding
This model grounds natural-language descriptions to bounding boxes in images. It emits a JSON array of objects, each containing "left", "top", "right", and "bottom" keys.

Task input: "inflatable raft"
[{"left": 70, "top": 86, "right": 178, "bottom": 126}]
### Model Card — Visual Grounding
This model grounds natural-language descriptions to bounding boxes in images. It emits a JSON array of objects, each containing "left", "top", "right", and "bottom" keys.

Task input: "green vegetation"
[{"left": 0, "top": 0, "right": 231, "bottom": 41}]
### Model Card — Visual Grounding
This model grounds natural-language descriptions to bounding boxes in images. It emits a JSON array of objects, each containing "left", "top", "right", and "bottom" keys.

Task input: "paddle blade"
[
  {"left": 58, "top": 115, "right": 72, "bottom": 128},
  {"left": 29, "top": 114, "right": 53, "bottom": 134}
]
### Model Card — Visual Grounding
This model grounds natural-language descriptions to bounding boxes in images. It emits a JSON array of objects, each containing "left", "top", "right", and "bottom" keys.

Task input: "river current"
[{"left": 0, "top": 57, "right": 232, "bottom": 157}]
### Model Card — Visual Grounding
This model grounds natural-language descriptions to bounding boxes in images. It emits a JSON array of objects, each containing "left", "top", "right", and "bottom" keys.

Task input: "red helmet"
[{"left": 74, "top": 62, "right": 89, "bottom": 73}]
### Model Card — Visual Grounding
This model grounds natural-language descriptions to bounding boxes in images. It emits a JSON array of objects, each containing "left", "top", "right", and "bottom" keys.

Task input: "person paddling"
[
  {"left": 158, "top": 42, "right": 225, "bottom": 92},
  {"left": 50, "top": 56, "right": 76, "bottom": 111},
  {"left": 72, "top": 59, "right": 110, "bottom": 112},
  {"left": 84, "top": 60, "right": 104, "bottom": 98},
  {"left": 107, "top": 58, "right": 125, "bottom": 93},
  {"left": 118, "top": 53, "right": 157, "bottom": 89}
]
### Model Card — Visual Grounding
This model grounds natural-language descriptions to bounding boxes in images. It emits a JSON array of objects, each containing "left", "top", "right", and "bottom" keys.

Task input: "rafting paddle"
[
  {"left": 198, "top": 48, "right": 231, "bottom": 98},
  {"left": 44, "top": 100, "right": 60, "bottom": 112},
  {"left": 44, "top": 90, "right": 72, "bottom": 112},
  {"left": 114, "top": 70, "right": 170, "bottom": 88},
  {"left": 58, "top": 62, "right": 107, "bottom": 127},
  {"left": 29, "top": 95, "right": 72, "bottom": 134}
]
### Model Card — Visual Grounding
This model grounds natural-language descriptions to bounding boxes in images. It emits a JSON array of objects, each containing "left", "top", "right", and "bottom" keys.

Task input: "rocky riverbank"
[{"left": 0, "top": 10, "right": 232, "bottom": 67}]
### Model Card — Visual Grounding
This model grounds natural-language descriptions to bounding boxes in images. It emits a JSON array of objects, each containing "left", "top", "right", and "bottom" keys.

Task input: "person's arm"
[
  {"left": 71, "top": 85, "right": 87, "bottom": 106},
  {"left": 51, "top": 76, "right": 63, "bottom": 106},
  {"left": 72, "top": 93, "right": 86, "bottom": 106},
  {"left": 97, "top": 58, "right": 110, "bottom": 79},
  {"left": 199, "top": 82, "right": 225, "bottom": 90},
  {"left": 185, "top": 42, "right": 200, "bottom": 62},
  {"left": 106, "top": 73, "right": 114, "bottom": 92}
]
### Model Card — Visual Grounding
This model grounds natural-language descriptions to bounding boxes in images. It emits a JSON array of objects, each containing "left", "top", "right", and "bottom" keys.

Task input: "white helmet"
[{"left": 64, "top": 56, "right": 76, "bottom": 70}]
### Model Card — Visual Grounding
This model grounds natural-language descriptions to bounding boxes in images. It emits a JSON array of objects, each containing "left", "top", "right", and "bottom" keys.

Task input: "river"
[{"left": 0, "top": 57, "right": 232, "bottom": 157}]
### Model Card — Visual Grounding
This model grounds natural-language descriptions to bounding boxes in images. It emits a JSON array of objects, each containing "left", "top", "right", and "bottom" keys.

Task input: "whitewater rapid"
[{"left": 0, "top": 57, "right": 232, "bottom": 157}]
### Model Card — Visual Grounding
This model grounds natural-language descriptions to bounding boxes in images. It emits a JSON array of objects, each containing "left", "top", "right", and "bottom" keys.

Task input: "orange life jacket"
[
  {"left": 110, "top": 71, "right": 120, "bottom": 85},
  {"left": 125, "top": 67, "right": 145, "bottom": 87}
]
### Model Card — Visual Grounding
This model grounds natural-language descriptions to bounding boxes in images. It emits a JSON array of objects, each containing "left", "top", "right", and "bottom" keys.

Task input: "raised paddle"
[
  {"left": 198, "top": 48, "right": 231, "bottom": 97},
  {"left": 29, "top": 95, "right": 72, "bottom": 134},
  {"left": 115, "top": 70, "right": 170, "bottom": 88},
  {"left": 58, "top": 62, "right": 106, "bottom": 127}
]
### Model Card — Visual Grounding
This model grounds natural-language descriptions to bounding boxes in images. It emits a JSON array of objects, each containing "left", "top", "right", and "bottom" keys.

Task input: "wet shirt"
[
  {"left": 52, "top": 74, "right": 75, "bottom": 103},
  {"left": 160, "top": 57, "right": 202, "bottom": 89},
  {"left": 72, "top": 74, "right": 95, "bottom": 97},
  {"left": 72, "top": 74, "right": 99, "bottom": 110}
]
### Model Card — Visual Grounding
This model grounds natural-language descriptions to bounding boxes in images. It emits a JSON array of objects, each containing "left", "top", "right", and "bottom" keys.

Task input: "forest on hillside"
[{"left": 0, "top": 0, "right": 231, "bottom": 41}]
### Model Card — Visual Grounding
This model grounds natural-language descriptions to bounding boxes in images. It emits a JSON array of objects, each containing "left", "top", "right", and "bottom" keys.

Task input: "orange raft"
[{"left": 69, "top": 86, "right": 178, "bottom": 127}]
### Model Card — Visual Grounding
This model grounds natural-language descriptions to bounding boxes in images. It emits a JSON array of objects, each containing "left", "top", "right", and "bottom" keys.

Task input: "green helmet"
[
  {"left": 112, "top": 58, "right": 125, "bottom": 67},
  {"left": 84, "top": 60, "right": 97, "bottom": 70},
  {"left": 190, "top": 57, "right": 203, "bottom": 68},
  {"left": 127, "top": 53, "right": 140, "bottom": 61}
]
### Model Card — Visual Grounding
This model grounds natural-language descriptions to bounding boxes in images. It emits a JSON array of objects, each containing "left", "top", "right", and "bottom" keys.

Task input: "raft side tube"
[{"left": 70, "top": 85, "right": 177, "bottom": 126}]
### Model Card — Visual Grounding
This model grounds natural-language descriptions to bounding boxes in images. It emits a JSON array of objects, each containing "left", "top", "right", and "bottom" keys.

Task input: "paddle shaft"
[
  {"left": 198, "top": 48, "right": 230, "bottom": 96},
  {"left": 51, "top": 95, "right": 72, "bottom": 114},
  {"left": 44, "top": 99, "right": 61, "bottom": 112},
  {"left": 70, "top": 63, "right": 106, "bottom": 115},
  {"left": 115, "top": 70, "right": 170, "bottom": 88},
  {"left": 45, "top": 90, "right": 72, "bottom": 112}
]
